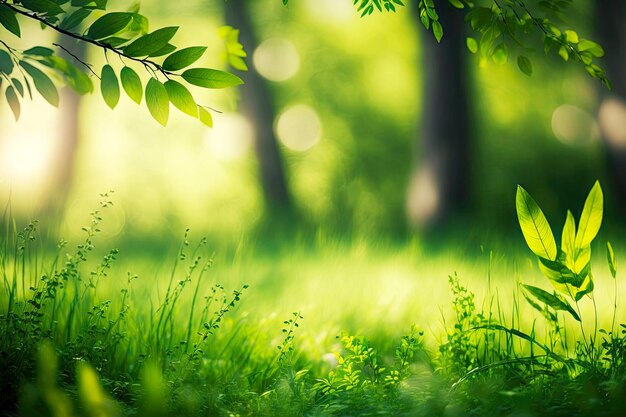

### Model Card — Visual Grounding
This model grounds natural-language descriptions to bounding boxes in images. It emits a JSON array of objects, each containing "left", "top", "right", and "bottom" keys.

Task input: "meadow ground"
[{"left": 1, "top": 205, "right": 626, "bottom": 416}]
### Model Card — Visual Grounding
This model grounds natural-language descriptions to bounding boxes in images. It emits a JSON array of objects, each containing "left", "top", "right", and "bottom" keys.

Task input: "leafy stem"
[{"left": 0, "top": 0, "right": 177, "bottom": 79}]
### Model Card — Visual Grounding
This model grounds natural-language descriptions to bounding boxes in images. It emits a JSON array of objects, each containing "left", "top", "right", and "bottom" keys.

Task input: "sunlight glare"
[
  {"left": 275, "top": 104, "right": 321, "bottom": 151},
  {"left": 253, "top": 38, "right": 300, "bottom": 82},
  {"left": 551, "top": 104, "right": 599, "bottom": 145},
  {"left": 406, "top": 166, "right": 439, "bottom": 227},
  {"left": 305, "top": 0, "right": 354, "bottom": 22},
  {"left": 204, "top": 113, "right": 253, "bottom": 161},
  {"left": 598, "top": 97, "right": 626, "bottom": 149}
]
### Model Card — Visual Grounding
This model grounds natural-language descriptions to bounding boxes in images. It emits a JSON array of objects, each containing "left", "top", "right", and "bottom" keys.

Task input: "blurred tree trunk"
[
  {"left": 595, "top": 0, "right": 626, "bottom": 206},
  {"left": 406, "top": 2, "right": 471, "bottom": 229},
  {"left": 223, "top": 0, "right": 292, "bottom": 214},
  {"left": 40, "top": 36, "right": 86, "bottom": 218}
]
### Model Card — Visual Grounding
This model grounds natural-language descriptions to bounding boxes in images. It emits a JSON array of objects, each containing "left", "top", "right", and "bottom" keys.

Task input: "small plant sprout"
[{"left": 516, "top": 181, "right": 606, "bottom": 360}]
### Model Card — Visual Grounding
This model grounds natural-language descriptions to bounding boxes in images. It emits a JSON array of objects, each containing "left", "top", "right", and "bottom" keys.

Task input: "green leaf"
[
  {"left": 607, "top": 241, "right": 617, "bottom": 279},
  {"left": 23, "top": 46, "right": 54, "bottom": 56},
  {"left": 100, "top": 37, "right": 130, "bottom": 48},
  {"left": 228, "top": 55, "right": 247, "bottom": 71},
  {"left": 522, "top": 289, "right": 558, "bottom": 322},
  {"left": 21, "top": 0, "right": 64, "bottom": 15},
  {"left": 558, "top": 45, "right": 569, "bottom": 61},
  {"left": 432, "top": 20, "right": 443, "bottom": 43},
  {"left": 87, "top": 12, "right": 132, "bottom": 40},
  {"left": 449, "top": 0, "right": 464, "bottom": 8},
  {"left": 71, "top": 0, "right": 107, "bottom": 9},
  {"left": 40, "top": 55, "right": 93, "bottom": 94},
  {"left": 0, "top": 49, "right": 14, "bottom": 74},
  {"left": 516, "top": 185, "right": 557, "bottom": 261},
  {"left": 578, "top": 40, "right": 604, "bottom": 58},
  {"left": 5, "top": 85, "right": 20, "bottom": 120},
  {"left": 0, "top": 5, "right": 21, "bottom": 37},
  {"left": 120, "top": 66, "right": 142, "bottom": 104},
  {"left": 20, "top": 60, "right": 59, "bottom": 106},
  {"left": 59, "top": 8, "right": 92, "bottom": 31},
  {"left": 517, "top": 55, "right": 532, "bottom": 76},
  {"left": 127, "top": 13, "right": 148, "bottom": 36},
  {"left": 148, "top": 43, "right": 175, "bottom": 58},
  {"left": 162, "top": 46, "right": 207, "bottom": 71},
  {"left": 198, "top": 106, "right": 213, "bottom": 127},
  {"left": 522, "top": 284, "right": 580, "bottom": 322},
  {"left": 466, "top": 37, "right": 478, "bottom": 54},
  {"left": 574, "top": 273, "right": 594, "bottom": 301},
  {"left": 12, "top": 78, "right": 24, "bottom": 96},
  {"left": 538, "top": 256, "right": 581, "bottom": 287},
  {"left": 145, "top": 77, "right": 169, "bottom": 126},
  {"left": 561, "top": 210, "right": 576, "bottom": 262},
  {"left": 164, "top": 79, "right": 197, "bottom": 117},
  {"left": 492, "top": 43, "right": 508, "bottom": 65},
  {"left": 575, "top": 181, "right": 603, "bottom": 249},
  {"left": 100, "top": 64, "right": 120, "bottom": 109},
  {"left": 181, "top": 68, "right": 243, "bottom": 89},
  {"left": 123, "top": 27, "right": 178, "bottom": 57},
  {"left": 564, "top": 30, "right": 579, "bottom": 44}
]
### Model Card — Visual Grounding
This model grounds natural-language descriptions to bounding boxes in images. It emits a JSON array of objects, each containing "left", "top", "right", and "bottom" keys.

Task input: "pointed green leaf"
[
  {"left": 71, "top": 0, "right": 107, "bottom": 10},
  {"left": 578, "top": 39, "right": 604, "bottom": 58},
  {"left": 521, "top": 289, "right": 558, "bottom": 322},
  {"left": 20, "top": 60, "right": 59, "bottom": 106},
  {"left": 181, "top": 68, "right": 243, "bottom": 89},
  {"left": 20, "top": 0, "right": 64, "bottom": 15},
  {"left": 38, "top": 55, "right": 93, "bottom": 94},
  {"left": 607, "top": 241, "right": 617, "bottom": 279},
  {"left": 432, "top": 20, "right": 443, "bottom": 42},
  {"left": 123, "top": 26, "right": 178, "bottom": 57},
  {"left": 100, "top": 64, "right": 120, "bottom": 109},
  {"left": 574, "top": 273, "right": 594, "bottom": 301},
  {"left": 198, "top": 106, "right": 213, "bottom": 127},
  {"left": 162, "top": 46, "right": 207, "bottom": 71},
  {"left": 561, "top": 210, "right": 576, "bottom": 263},
  {"left": 59, "top": 8, "right": 92, "bottom": 31},
  {"left": 164, "top": 80, "right": 197, "bottom": 117},
  {"left": 148, "top": 43, "right": 176, "bottom": 58},
  {"left": 145, "top": 77, "right": 169, "bottom": 126},
  {"left": 517, "top": 55, "right": 532, "bottom": 76},
  {"left": 87, "top": 12, "right": 132, "bottom": 40},
  {"left": 538, "top": 256, "right": 579, "bottom": 286},
  {"left": 0, "top": 49, "right": 14, "bottom": 74},
  {"left": 466, "top": 37, "right": 478, "bottom": 54},
  {"left": 575, "top": 181, "right": 603, "bottom": 249},
  {"left": 0, "top": 5, "right": 21, "bottom": 37},
  {"left": 5, "top": 86, "right": 20, "bottom": 120},
  {"left": 120, "top": 66, "right": 142, "bottom": 104},
  {"left": 492, "top": 43, "right": 508, "bottom": 65},
  {"left": 516, "top": 185, "right": 557, "bottom": 260},
  {"left": 23, "top": 46, "right": 53, "bottom": 56},
  {"left": 522, "top": 284, "right": 580, "bottom": 321},
  {"left": 12, "top": 78, "right": 24, "bottom": 96}
]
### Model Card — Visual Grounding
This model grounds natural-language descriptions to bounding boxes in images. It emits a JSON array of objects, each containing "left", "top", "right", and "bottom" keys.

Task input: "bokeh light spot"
[
  {"left": 275, "top": 104, "right": 321, "bottom": 152},
  {"left": 598, "top": 97, "right": 626, "bottom": 149},
  {"left": 253, "top": 38, "right": 300, "bottom": 82},
  {"left": 204, "top": 113, "right": 253, "bottom": 161},
  {"left": 406, "top": 166, "right": 440, "bottom": 227},
  {"left": 551, "top": 104, "right": 599, "bottom": 146}
]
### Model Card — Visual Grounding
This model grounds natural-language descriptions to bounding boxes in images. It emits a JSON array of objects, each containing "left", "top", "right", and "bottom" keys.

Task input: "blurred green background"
[{"left": 0, "top": 0, "right": 624, "bottom": 251}]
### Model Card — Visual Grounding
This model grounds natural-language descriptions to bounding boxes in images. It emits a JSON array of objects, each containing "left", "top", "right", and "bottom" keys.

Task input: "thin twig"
[{"left": 53, "top": 42, "right": 99, "bottom": 78}]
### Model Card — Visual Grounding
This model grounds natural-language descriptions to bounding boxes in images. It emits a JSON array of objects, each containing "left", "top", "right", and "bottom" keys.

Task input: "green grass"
[{"left": 2, "top": 195, "right": 626, "bottom": 416}]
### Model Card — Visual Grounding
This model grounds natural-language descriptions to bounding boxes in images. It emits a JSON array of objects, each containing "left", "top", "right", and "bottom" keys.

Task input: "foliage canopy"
[{"left": 0, "top": 0, "right": 610, "bottom": 126}]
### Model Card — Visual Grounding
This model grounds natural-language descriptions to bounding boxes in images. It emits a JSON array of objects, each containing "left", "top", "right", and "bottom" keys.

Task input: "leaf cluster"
[
  {"left": 516, "top": 181, "right": 605, "bottom": 322},
  {"left": 0, "top": 0, "right": 246, "bottom": 126}
]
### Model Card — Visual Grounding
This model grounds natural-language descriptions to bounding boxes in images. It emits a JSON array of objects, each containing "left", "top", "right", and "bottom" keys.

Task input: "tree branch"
[{"left": 0, "top": 0, "right": 178, "bottom": 78}]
